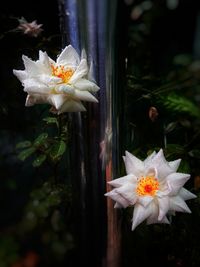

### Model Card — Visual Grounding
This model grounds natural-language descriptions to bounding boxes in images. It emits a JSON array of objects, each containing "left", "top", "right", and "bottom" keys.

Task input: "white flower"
[
  {"left": 13, "top": 45, "right": 100, "bottom": 113},
  {"left": 105, "top": 149, "right": 196, "bottom": 231}
]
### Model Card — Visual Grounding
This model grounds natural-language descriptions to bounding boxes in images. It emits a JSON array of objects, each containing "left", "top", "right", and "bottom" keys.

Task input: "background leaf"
[
  {"left": 17, "top": 147, "right": 36, "bottom": 161},
  {"left": 32, "top": 154, "right": 47, "bottom": 167}
]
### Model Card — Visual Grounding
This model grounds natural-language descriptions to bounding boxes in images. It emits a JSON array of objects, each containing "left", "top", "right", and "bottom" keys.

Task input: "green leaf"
[
  {"left": 32, "top": 154, "right": 47, "bottom": 167},
  {"left": 33, "top": 133, "right": 48, "bottom": 147},
  {"left": 164, "top": 121, "right": 178, "bottom": 134},
  {"left": 17, "top": 147, "right": 36, "bottom": 161},
  {"left": 159, "top": 93, "right": 200, "bottom": 118},
  {"left": 16, "top": 140, "right": 32, "bottom": 149},
  {"left": 173, "top": 54, "right": 192, "bottom": 66},
  {"left": 188, "top": 149, "right": 200, "bottom": 159},
  {"left": 50, "top": 140, "right": 66, "bottom": 161},
  {"left": 165, "top": 144, "right": 185, "bottom": 158},
  {"left": 178, "top": 160, "right": 190, "bottom": 173},
  {"left": 43, "top": 117, "right": 59, "bottom": 127}
]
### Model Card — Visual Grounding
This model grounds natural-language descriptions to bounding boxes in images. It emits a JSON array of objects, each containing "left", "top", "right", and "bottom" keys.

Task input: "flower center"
[
  {"left": 136, "top": 176, "right": 159, "bottom": 196},
  {"left": 51, "top": 65, "right": 74, "bottom": 83}
]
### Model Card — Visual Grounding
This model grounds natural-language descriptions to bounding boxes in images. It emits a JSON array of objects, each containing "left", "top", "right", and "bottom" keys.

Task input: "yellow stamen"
[
  {"left": 51, "top": 65, "right": 74, "bottom": 83},
  {"left": 136, "top": 176, "right": 159, "bottom": 196}
]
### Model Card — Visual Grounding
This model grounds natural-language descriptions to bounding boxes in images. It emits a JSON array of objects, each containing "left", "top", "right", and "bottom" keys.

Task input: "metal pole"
[{"left": 58, "top": 1, "right": 122, "bottom": 266}]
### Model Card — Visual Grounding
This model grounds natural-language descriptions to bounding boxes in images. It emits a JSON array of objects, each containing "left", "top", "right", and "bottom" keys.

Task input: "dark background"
[{"left": 1, "top": 0, "right": 200, "bottom": 267}]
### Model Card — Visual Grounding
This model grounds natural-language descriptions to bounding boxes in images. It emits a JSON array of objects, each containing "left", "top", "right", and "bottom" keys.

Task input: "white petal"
[
  {"left": 146, "top": 201, "right": 170, "bottom": 225},
  {"left": 13, "top": 70, "right": 28, "bottom": 82},
  {"left": 138, "top": 200, "right": 170, "bottom": 226},
  {"left": 179, "top": 188, "right": 197, "bottom": 200},
  {"left": 147, "top": 215, "right": 170, "bottom": 225},
  {"left": 169, "top": 195, "right": 191, "bottom": 213},
  {"left": 145, "top": 202, "right": 159, "bottom": 224},
  {"left": 168, "top": 159, "right": 181, "bottom": 172},
  {"left": 57, "top": 45, "right": 80, "bottom": 66},
  {"left": 151, "top": 149, "right": 174, "bottom": 180},
  {"left": 50, "top": 94, "right": 66, "bottom": 110},
  {"left": 131, "top": 203, "right": 153, "bottom": 230},
  {"left": 108, "top": 174, "right": 137, "bottom": 188},
  {"left": 157, "top": 163, "right": 174, "bottom": 180},
  {"left": 157, "top": 196, "right": 170, "bottom": 221},
  {"left": 25, "top": 94, "right": 49, "bottom": 106},
  {"left": 22, "top": 55, "right": 41, "bottom": 75},
  {"left": 58, "top": 100, "right": 86, "bottom": 113},
  {"left": 167, "top": 172, "right": 190, "bottom": 196},
  {"left": 38, "top": 51, "right": 52, "bottom": 74},
  {"left": 144, "top": 151, "right": 156, "bottom": 167},
  {"left": 114, "top": 203, "right": 123, "bottom": 208},
  {"left": 69, "top": 59, "right": 88, "bottom": 83},
  {"left": 74, "top": 78, "right": 100, "bottom": 92},
  {"left": 23, "top": 79, "right": 50, "bottom": 94},
  {"left": 38, "top": 74, "right": 61, "bottom": 84},
  {"left": 145, "top": 167, "right": 157, "bottom": 177},
  {"left": 115, "top": 183, "right": 138, "bottom": 205},
  {"left": 105, "top": 190, "right": 130, "bottom": 208},
  {"left": 124, "top": 151, "right": 144, "bottom": 176},
  {"left": 57, "top": 84, "right": 75, "bottom": 95},
  {"left": 137, "top": 196, "right": 154, "bottom": 207},
  {"left": 74, "top": 90, "right": 98, "bottom": 103}
]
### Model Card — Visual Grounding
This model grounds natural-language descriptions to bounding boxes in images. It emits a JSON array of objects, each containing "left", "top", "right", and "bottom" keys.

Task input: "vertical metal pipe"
[{"left": 58, "top": 1, "right": 122, "bottom": 266}]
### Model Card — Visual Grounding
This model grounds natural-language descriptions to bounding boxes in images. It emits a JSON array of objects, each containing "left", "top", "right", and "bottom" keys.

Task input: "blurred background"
[{"left": 1, "top": 0, "right": 200, "bottom": 266}]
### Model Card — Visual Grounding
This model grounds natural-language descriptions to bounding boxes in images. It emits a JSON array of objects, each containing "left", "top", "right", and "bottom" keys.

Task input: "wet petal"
[
  {"left": 58, "top": 100, "right": 86, "bottom": 113},
  {"left": 74, "top": 78, "right": 100, "bottom": 92},
  {"left": 57, "top": 45, "right": 80, "bottom": 66},
  {"left": 38, "top": 51, "right": 52, "bottom": 74},
  {"left": 22, "top": 55, "right": 41, "bottom": 75},
  {"left": 25, "top": 94, "right": 49, "bottom": 106},
  {"left": 69, "top": 59, "right": 88, "bottom": 83},
  {"left": 74, "top": 90, "right": 98, "bottom": 103},
  {"left": 57, "top": 84, "right": 75, "bottom": 95},
  {"left": 50, "top": 94, "right": 66, "bottom": 110},
  {"left": 38, "top": 74, "right": 61, "bottom": 84},
  {"left": 23, "top": 79, "right": 50, "bottom": 94},
  {"left": 13, "top": 70, "right": 28, "bottom": 82}
]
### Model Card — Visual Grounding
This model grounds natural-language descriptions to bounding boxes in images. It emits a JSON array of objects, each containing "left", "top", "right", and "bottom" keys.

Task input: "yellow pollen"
[
  {"left": 51, "top": 65, "right": 74, "bottom": 83},
  {"left": 136, "top": 176, "right": 159, "bottom": 196}
]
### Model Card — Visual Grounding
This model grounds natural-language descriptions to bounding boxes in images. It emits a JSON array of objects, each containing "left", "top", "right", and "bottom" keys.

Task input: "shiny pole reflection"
[{"left": 58, "top": 0, "right": 122, "bottom": 266}]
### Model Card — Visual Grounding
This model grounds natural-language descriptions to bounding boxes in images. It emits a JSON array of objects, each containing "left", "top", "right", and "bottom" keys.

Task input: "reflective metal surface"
[{"left": 58, "top": 1, "right": 122, "bottom": 266}]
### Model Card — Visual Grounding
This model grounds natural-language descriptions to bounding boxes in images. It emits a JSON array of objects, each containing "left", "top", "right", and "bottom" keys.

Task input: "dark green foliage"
[
  {"left": 0, "top": 237, "right": 19, "bottom": 267},
  {"left": 0, "top": 3, "right": 73, "bottom": 265},
  {"left": 15, "top": 116, "right": 68, "bottom": 167},
  {"left": 158, "top": 93, "right": 200, "bottom": 118},
  {"left": 122, "top": 1, "right": 200, "bottom": 266},
  {"left": 1, "top": 0, "right": 200, "bottom": 267}
]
